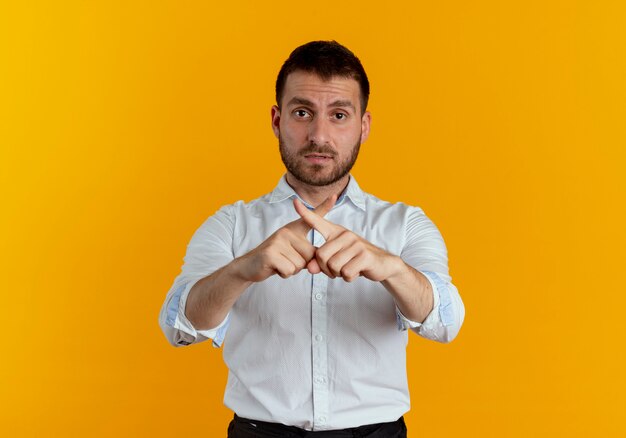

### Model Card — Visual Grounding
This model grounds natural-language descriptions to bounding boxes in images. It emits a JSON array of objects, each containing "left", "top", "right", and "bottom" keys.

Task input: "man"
[{"left": 159, "top": 41, "right": 465, "bottom": 437}]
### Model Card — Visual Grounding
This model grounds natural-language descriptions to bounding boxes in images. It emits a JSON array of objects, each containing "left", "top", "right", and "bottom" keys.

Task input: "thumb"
[{"left": 307, "top": 258, "right": 321, "bottom": 274}]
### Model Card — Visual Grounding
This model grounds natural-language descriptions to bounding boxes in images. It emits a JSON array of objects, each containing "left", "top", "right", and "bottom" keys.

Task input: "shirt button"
[
  {"left": 315, "top": 334, "right": 323, "bottom": 342},
  {"left": 315, "top": 293, "right": 323, "bottom": 300}
]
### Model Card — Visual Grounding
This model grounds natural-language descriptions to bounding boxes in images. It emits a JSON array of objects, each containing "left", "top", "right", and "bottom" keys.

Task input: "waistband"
[{"left": 232, "top": 414, "right": 405, "bottom": 437}]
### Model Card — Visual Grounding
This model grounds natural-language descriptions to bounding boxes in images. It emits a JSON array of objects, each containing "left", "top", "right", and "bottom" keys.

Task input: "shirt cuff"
[
  {"left": 165, "top": 279, "right": 230, "bottom": 347},
  {"left": 397, "top": 269, "right": 458, "bottom": 331}
]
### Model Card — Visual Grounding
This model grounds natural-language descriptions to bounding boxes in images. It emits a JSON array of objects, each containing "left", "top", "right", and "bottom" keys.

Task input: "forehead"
[{"left": 282, "top": 71, "right": 361, "bottom": 109}]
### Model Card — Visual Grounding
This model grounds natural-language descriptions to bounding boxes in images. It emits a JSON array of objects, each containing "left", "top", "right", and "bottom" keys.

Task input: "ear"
[
  {"left": 360, "top": 111, "right": 371, "bottom": 144},
  {"left": 271, "top": 105, "right": 281, "bottom": 139}
]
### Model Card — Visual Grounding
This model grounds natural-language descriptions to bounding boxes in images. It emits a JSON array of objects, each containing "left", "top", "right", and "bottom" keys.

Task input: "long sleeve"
[
  {"left": 396, "top": 206, "right": 465, "bottom": 343},
  {"left": 158, "top": 204, "right": 236, "bottom": 347}
]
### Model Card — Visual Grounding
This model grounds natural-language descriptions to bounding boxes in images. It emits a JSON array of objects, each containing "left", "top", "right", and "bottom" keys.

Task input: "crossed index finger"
[
  {"left": 286, "top": 194, "right": 337, "bottom": 237},
  {"left": 293, "top": 195, "right": 340, "bottom": 240}
]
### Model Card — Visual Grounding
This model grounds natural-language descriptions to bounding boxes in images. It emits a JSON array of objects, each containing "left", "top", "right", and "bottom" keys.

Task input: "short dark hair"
[{"left": 276, "top": 40, "right": 370, "bottom": 114}]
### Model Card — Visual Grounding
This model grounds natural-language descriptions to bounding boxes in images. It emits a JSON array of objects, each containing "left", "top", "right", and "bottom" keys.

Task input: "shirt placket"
[{"left": 310, "top": 228, "right": 329, "bottom": 430}]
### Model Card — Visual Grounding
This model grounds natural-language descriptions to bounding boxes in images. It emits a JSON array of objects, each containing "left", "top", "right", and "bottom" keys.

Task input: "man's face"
[{"left": 271, "top": 71, "right": 371, "bottom": 187}]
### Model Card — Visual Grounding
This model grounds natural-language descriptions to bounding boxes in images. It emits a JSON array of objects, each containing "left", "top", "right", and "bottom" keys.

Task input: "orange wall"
[{"left": 1, "top": 1, "right": 625, "bottom": 436}]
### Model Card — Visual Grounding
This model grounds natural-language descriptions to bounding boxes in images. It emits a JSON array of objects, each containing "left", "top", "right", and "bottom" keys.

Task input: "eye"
[
  {"left": 294, "top": 109, "right": 311, "bottom": 118},
  {"left": 333, "top": 112, "right": 348, "bottom": 121}
]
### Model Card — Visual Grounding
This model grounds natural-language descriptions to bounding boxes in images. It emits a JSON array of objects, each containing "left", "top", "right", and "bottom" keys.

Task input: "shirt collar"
[{"left": 268, "top": 174, "right": 366, "bottom": 211}]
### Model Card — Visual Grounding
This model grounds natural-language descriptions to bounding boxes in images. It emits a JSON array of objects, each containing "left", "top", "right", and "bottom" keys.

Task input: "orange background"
[{"left": 1, "top": 1, "right": 625, "bottom": 436}]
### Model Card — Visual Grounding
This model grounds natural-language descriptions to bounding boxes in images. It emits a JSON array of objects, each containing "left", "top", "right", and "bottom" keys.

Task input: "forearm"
[
  {"left": 185, "top": 258, "right": 253, "bottom": 331},
  {"left": 381, "top": 256, "right": 434, "bottom": 323}
]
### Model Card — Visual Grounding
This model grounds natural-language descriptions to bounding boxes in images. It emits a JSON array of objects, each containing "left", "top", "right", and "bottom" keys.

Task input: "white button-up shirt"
[{"left": 159, "top": 175, "right": 465, "bottom": 431}]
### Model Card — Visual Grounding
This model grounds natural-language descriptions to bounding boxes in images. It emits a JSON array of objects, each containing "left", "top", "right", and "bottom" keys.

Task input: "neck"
[{"left": 285, "top": 173, "right": 350, "bottom": 207}]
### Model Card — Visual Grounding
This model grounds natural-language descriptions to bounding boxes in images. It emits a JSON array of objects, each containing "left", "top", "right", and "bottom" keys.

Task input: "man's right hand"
[{"left": 232, "top": 194, "right": 337, "bottom": 283}]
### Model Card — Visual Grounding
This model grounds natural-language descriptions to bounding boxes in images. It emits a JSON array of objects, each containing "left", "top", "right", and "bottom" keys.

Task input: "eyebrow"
[{"left": 286, "top": 97, "right": 356, "bottom": 111}]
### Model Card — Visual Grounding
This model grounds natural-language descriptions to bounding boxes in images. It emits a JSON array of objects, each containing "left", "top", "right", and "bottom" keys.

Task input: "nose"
[{"left": 307, "top": 116, "right": 331, "bottom": 146}]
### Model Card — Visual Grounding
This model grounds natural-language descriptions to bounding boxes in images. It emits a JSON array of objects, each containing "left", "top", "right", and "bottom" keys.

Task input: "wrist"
[
  {"left": 227, "top": 256, "right": 255, "bottom": 286},
  {"left": 383, "top": 255, "right": 409, "bottom": 282}
]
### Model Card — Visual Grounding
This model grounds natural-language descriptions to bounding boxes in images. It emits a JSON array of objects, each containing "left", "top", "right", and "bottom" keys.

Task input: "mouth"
[{"left": 304, "top": 154, "right": 334, "bottom": 164}]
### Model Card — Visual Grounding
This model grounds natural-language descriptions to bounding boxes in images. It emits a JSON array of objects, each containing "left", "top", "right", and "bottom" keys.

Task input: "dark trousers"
[{"left": 227, "top": 414, "right": 407, "bottom": 438}]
